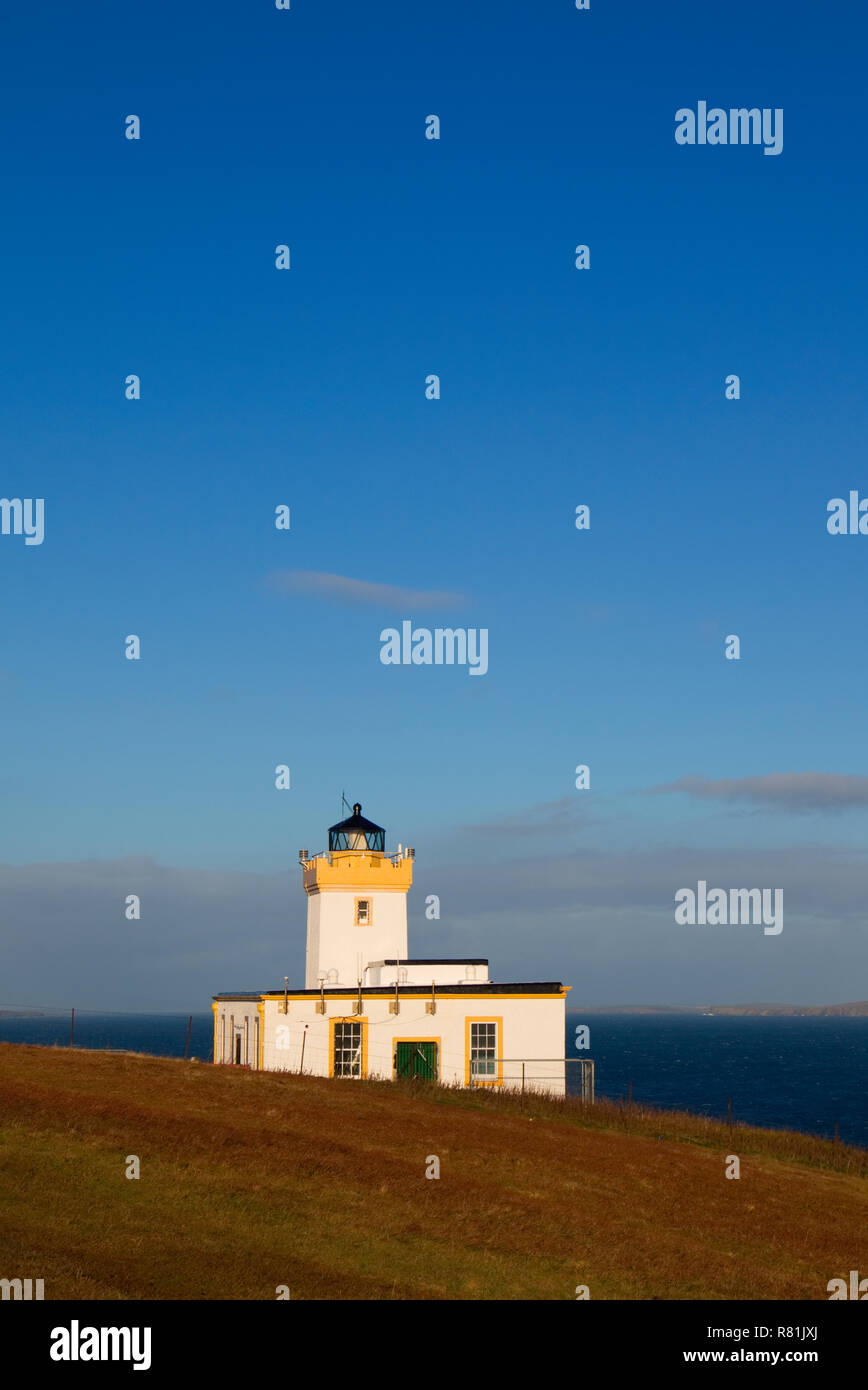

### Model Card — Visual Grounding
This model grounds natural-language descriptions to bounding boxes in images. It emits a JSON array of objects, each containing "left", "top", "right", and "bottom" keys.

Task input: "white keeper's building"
[{"left": 213, "top": 803, "right": 569, "bottom": 1093}]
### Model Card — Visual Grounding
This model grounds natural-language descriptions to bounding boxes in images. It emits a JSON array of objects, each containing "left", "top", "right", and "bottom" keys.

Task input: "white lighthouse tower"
[{"left": 301, "top": 803, "right": 414, "bottom": 988}]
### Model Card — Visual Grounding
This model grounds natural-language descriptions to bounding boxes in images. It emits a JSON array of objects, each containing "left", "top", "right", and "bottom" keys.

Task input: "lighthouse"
[
  {"left": 302, "top": 803, "right": 413, "bottom": 988},
  {"left": 213, "top": 799, "right": 570, "bottom": 1092}
]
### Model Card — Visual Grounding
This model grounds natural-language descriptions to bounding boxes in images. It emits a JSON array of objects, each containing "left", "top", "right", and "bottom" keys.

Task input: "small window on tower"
[{"left": 355, "top": 898, "right": 371, "bottom": 925}]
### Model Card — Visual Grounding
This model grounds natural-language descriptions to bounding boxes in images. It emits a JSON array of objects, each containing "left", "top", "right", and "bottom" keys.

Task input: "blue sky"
[{"left": 3, "top": 0, "right": 868, "bottom": 1008}]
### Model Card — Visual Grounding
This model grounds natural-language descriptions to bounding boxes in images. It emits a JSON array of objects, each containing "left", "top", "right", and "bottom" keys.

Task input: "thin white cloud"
[{"left": 266, "top": 570, "right": 465, "bottom": 609}]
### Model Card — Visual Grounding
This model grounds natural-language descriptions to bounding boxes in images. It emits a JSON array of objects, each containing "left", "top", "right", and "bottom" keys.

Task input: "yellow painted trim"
[
  {"left": 354, "top": 896, "right": 373, "bottom": 926},
  {"left": 465, "top": 1016, "right": 503, "bottom": 1087},
  {"left": 328, "top": 1015, "right": 368, "bottom": 1079},
  {"left": 303, "top": 853, "right": 412, "bottom": 896},
  {"left": 432, "top": 992, "right": 565, "bottom": 1001},
  {"left": 261, "top": 991, "right": 567, "bottom": 1002},
  {"left": 211, "top": 1001, "right": 218, "bottom": 1065},
  {"left": 257, "top": 1002, "right": 265, "bottom": 1071},
  {"left": 391, "top": 1036, "right": 442, "bottom": 1081},
  {"left": 306, "top": 884, "right": 410, "bottom": 896}
]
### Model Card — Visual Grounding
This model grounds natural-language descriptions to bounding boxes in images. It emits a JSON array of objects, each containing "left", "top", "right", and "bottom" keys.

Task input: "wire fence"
[
  {"left": 214, "top": 1020, "right": 593, "bottom": 1098},
  {"left": 0, "top": 1005, "right": 212, "bottom": 1061}
]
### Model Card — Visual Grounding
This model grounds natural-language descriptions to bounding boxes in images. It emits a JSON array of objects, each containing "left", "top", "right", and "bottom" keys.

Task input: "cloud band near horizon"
[{"left": 652, "top": 772, "right": 868, "bottom": 811}]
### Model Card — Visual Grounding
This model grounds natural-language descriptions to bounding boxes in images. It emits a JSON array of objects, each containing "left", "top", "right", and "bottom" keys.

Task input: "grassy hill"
[{"left": 0, "top": 1043, "right": 865, "bottom": 1300}]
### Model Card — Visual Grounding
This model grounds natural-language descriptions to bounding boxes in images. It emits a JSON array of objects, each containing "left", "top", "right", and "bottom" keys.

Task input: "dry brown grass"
[{"left": 0, "top": 1043, "right": 864, "bottom": 1300}]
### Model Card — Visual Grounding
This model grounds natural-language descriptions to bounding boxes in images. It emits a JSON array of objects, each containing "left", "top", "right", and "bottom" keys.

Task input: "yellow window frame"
[
  {"left": 329, "top": 1015, "right": 368, "bottom": 1079},
  {"left": 465, "top": 1015, "right": 503, "bottom": 1087}
]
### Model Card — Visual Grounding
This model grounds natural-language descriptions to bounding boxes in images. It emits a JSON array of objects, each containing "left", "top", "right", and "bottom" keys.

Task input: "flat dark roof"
[
  {"left": 214, "top": 982, "right": 564, "bottom": 999},
  {"left": 376, "top": 958, "right": 488, "bottom": 966}
]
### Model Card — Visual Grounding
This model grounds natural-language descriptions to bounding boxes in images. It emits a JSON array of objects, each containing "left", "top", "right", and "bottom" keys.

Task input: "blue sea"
[
  {"left": 566, "top": 1012, "right": 868, "bottom": 1148},
  {"left": 1, "top": 1009, "right": 865, "bottom": 1148},
  {"left": 0, "top": 1011, "right": 215, "bottom": 1063}
]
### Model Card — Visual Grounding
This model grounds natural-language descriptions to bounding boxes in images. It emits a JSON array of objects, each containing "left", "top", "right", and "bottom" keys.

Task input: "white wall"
[
  {"left": 367, "top": 962, "right": 489, "bottom": 986},
  {"left": 304, "top": 895, "right": 322, "bottom": 990},
  {"left": 259, "top": 993, "right": 566, "bottom": 1094},
  {"left": 213, "top": 1001, "right": 260, "bottom": 1067},
  {"left": 306, "top": 889, "right": 408, "bottom": 989}
]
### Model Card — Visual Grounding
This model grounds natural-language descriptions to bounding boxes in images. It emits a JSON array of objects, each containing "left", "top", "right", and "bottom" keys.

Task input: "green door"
[{"left": 395, "top": 1041, "right": 437, "bottom": 1080}]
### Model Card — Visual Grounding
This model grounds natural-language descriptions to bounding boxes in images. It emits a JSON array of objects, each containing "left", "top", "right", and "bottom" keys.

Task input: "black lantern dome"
[{"left": 328, "top": 803, "right": 385, "bottom": 852}]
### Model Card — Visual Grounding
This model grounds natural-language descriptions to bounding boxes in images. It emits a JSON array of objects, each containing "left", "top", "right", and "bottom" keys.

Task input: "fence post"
[{"left": 69, "top": 1008, "right": 75, "bottom": 1048}]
